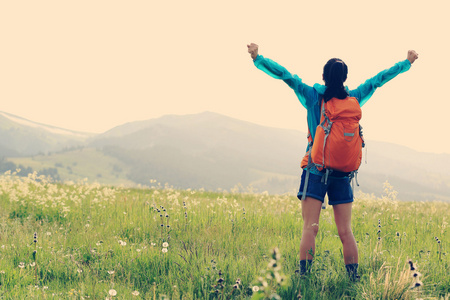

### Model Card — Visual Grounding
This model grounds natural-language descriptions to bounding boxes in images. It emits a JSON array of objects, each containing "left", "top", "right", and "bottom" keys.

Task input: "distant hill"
[
  {"left": 2, "top": 111, "right": 450, "bottom": 202},
  {"left": 90, "top": 112, "right": 305, "bottom": 193},
  {"left": 0, "top": 111, "right": 92, "bottom": 156}
]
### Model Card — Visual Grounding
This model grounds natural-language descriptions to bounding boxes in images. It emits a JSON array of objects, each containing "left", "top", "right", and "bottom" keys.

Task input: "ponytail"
[{"left": 323, "top": 59, "right": 348, "bottom": 102}]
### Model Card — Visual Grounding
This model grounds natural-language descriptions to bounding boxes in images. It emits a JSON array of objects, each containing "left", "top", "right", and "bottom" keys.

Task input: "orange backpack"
[{"left": 300, "top": 97, "right": 365, "bottom": 199}]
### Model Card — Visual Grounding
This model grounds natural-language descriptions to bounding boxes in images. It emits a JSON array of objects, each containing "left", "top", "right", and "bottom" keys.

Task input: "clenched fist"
[
  {"left": 407, "top": 50, "right": 419, "bottom": 64},
  {"left": 247, "top": 43, "right": 259, "bottom": 60}
]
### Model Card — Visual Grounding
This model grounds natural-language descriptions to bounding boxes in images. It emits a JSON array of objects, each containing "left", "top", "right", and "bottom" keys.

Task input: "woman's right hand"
[
  {"left": 247, "top": 43, "right": 259, "bottom": 60},
  {"left": 407, "top": 50, "right": 419, "bottom": 64}
]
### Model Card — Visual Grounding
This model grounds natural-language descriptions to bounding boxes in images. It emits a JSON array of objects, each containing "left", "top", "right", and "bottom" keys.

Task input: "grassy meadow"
[{"left": 0, "top": 171, "right": 449, "bottom": 299}]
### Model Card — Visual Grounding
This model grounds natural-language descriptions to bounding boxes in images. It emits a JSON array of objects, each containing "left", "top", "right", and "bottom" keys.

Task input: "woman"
[{"left": 247, "top": 43, "right": 418, "bottom": 281}]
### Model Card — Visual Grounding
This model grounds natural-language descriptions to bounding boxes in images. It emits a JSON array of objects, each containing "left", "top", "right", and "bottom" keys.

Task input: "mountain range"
[{"left": 1, "top": 110, "right": 449, "bottom": 202}]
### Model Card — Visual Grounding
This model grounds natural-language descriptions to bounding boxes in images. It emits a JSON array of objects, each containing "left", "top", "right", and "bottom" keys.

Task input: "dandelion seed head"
[
  {"left": 268, "top": 259, "right": 277, "bottom": 269},
  {"left": 252, "top": 286, "right": 260, "bottom": 292},
  {"left": 162, "top": 248, "right": 168, "bottom": 253},
  {"left": 408, "top": 260, "right": 416, "bottom": 271},
  {"left": 108, "top": 289, "right": 117, "bottom": 296},
  {"left": 412, "top": 271, "right": 422, "bottom": 278},
  {"left": 162, "top": 242, "right": 169, "bottom": 248},
  {"left": 132, "top": 291, "right": 140, "bottom": 296},
  {"left": 271, "top": 247, "right": 281, "bottom": 260}
]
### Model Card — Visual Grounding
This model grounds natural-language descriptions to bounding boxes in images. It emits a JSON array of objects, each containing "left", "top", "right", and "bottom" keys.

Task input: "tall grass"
[{"left": 0, "top": 172, "right": 448, "bottom": 299}]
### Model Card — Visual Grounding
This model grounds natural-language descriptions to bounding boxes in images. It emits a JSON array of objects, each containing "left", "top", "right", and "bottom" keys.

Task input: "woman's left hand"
[{"left": 407, "top": 50, "right": 419, "bottom": 64}]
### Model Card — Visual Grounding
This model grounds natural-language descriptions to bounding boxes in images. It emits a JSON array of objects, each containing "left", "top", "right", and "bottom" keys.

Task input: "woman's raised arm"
[
  {"left": 350, "top": 50, "right": 419, "bottom": 107},
  {"left": 247, "top": 43, "right": 315, "bottom": 109}
]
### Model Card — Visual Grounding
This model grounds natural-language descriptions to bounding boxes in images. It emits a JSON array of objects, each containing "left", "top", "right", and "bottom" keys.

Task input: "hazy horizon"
[
  {"left": 1, "top": 0, "right": 449, "bottom": 154},
  {"left": 3, "top": 109, "right": 449, "bottom": 156}
]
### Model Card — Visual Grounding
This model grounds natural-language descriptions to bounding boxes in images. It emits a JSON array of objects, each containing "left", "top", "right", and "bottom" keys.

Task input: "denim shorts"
[{"left": 297, "top": 169, "right": 354, "bottom": 205}]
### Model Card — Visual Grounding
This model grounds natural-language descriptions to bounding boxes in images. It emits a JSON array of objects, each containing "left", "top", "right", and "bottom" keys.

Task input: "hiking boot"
[
  {"left": 346, "top": 263, "right": 360, "bottom": 282},
  {"left": 296, "top": 259, "right": 313, "bottom": 276}
]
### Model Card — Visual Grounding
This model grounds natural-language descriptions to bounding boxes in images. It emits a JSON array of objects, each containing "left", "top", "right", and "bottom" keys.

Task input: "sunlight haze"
[{"left": 1, "top": 0, "right": 449, "bottom": 154}]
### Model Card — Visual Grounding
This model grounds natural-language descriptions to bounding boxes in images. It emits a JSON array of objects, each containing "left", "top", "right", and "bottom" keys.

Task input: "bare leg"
[
  {"left": 299, "top": 197, "right": 323, "bottom": 260},
  {"left": 333, "top": 202, "right": 358, "bottom": 265}
]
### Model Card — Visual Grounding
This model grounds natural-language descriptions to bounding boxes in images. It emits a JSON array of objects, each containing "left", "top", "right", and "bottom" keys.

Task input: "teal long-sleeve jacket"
[{"left": 253, "top": 54, "right": 411, "bottom": 143}]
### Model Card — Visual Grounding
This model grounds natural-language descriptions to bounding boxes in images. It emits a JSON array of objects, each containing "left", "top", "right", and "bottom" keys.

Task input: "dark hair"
[{"left": 323, "top": 58, "right": 348, "bottom": 102}]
